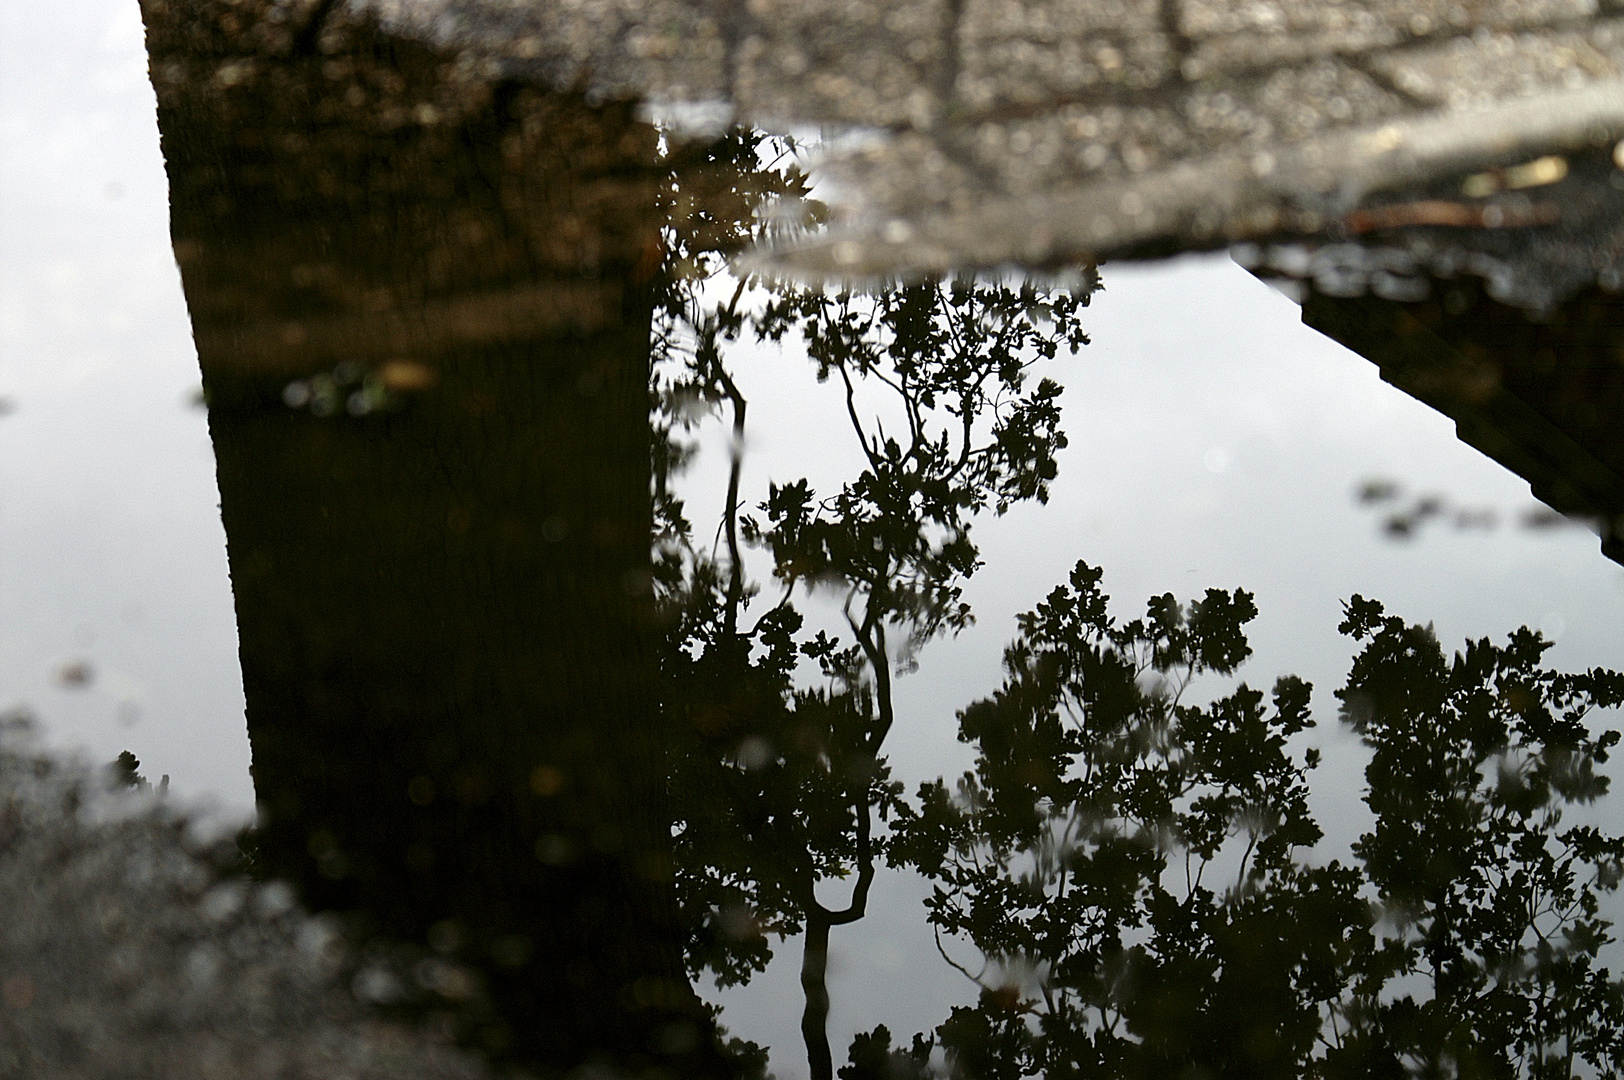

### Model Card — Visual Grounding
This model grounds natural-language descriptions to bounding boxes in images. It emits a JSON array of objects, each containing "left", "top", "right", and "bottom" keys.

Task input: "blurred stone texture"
[
  {"left": 362, "top": 0, "right": 1624, "bottom": 287},
  {"left": 0, "top": 721, "right": 498, "bottom": 1080}
]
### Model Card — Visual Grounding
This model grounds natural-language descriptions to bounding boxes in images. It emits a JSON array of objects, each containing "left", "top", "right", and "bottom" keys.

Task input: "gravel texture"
[{"left": 0, "top": 715, "right": 503, "bottom": 1080}]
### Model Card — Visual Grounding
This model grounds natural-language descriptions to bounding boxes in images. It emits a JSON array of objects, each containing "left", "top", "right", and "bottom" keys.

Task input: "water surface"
[{"left": 3, "top": 2, "right": 1624, "bottom": 1078}]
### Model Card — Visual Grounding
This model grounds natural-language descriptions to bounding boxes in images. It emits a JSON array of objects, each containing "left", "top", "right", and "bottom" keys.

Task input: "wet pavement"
[
  {"left": 357, "top": 0, "right": 1624, "bottom": 287},
  {"left": 3, "top": 1, "right": 1624, "bottom": 1078}
]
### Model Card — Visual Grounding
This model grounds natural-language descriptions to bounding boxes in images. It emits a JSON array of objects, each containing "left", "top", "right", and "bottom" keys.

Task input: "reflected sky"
[
  {"left": 2, "top": 1, "right": 1623, "bottom": 1076},
  {"left": 0, "top": 0, "right": 248, "bottom": 810}
]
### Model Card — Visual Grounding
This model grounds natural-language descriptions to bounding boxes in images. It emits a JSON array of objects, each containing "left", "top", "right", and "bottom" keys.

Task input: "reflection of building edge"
[
  {"left": 140, "top": 0, "right": 729, "bottom": 1074},
  {"left": 1300, "top": 285, "right": 1624, "bottom": 566}
]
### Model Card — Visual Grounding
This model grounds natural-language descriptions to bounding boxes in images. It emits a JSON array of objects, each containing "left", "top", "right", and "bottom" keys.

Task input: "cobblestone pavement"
[{"left": 359, "top": 0, "right": 1624, "bottom": 296}]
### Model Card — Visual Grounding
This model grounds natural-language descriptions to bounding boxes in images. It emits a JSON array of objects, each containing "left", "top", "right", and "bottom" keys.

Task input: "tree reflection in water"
[
  {"left": 657, "top": 151, "right": 1624, "bottom": 1080},
  {"left": 137, "top": 3, "right": 1624, "bottom": 1076},
  {"left": 871, "top": 574, "right": 1624, "bottom": 1080},
  {"left": 653, "top": 223, "right": 1089, "bottom": 1078}
]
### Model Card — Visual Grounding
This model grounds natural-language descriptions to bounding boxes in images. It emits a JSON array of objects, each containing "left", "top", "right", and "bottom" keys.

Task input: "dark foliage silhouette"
[
  {"left": 1328, "top": 597, "right": 1624, "bottom": 1079},
  {"left": 651, "top": 187, "right": 1092, "bottom": 1079},
  {"left": 876, "top": 563, "right": 1624, "bottom": 1080}
]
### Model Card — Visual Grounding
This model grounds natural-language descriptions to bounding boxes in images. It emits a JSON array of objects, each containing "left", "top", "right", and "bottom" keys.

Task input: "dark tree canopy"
[
  {"left": 650, "top": 163, "right": 1094, "bottom": 1079},
  {"left": 871, "top": 565, "right": 1624, "bottom": 1080}
]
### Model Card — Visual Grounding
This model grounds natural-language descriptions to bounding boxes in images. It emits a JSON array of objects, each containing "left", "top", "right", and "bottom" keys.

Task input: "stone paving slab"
[
  {"left": 358, "top": 0, "right": 1624, "bottom": 297},
  {"left": 128, "top": 0, "right": 1624, "bottom": 295}
]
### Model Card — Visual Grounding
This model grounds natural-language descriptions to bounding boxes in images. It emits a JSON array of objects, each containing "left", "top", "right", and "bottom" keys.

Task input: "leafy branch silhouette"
[
  {"left": 650, "top": 130, "right": 1093, "bottom": 1080},
  {"left": 873, "top": 563, "right": 1624, "bottom": 1080}
]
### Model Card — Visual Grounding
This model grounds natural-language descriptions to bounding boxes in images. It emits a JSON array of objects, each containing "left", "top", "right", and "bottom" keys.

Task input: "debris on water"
[
  {"left": 1460, "top": 154, "right": 1568, "bottom": 198},
  {"left": 55, "top": 660, "right": 94, "bottom": 689}
]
